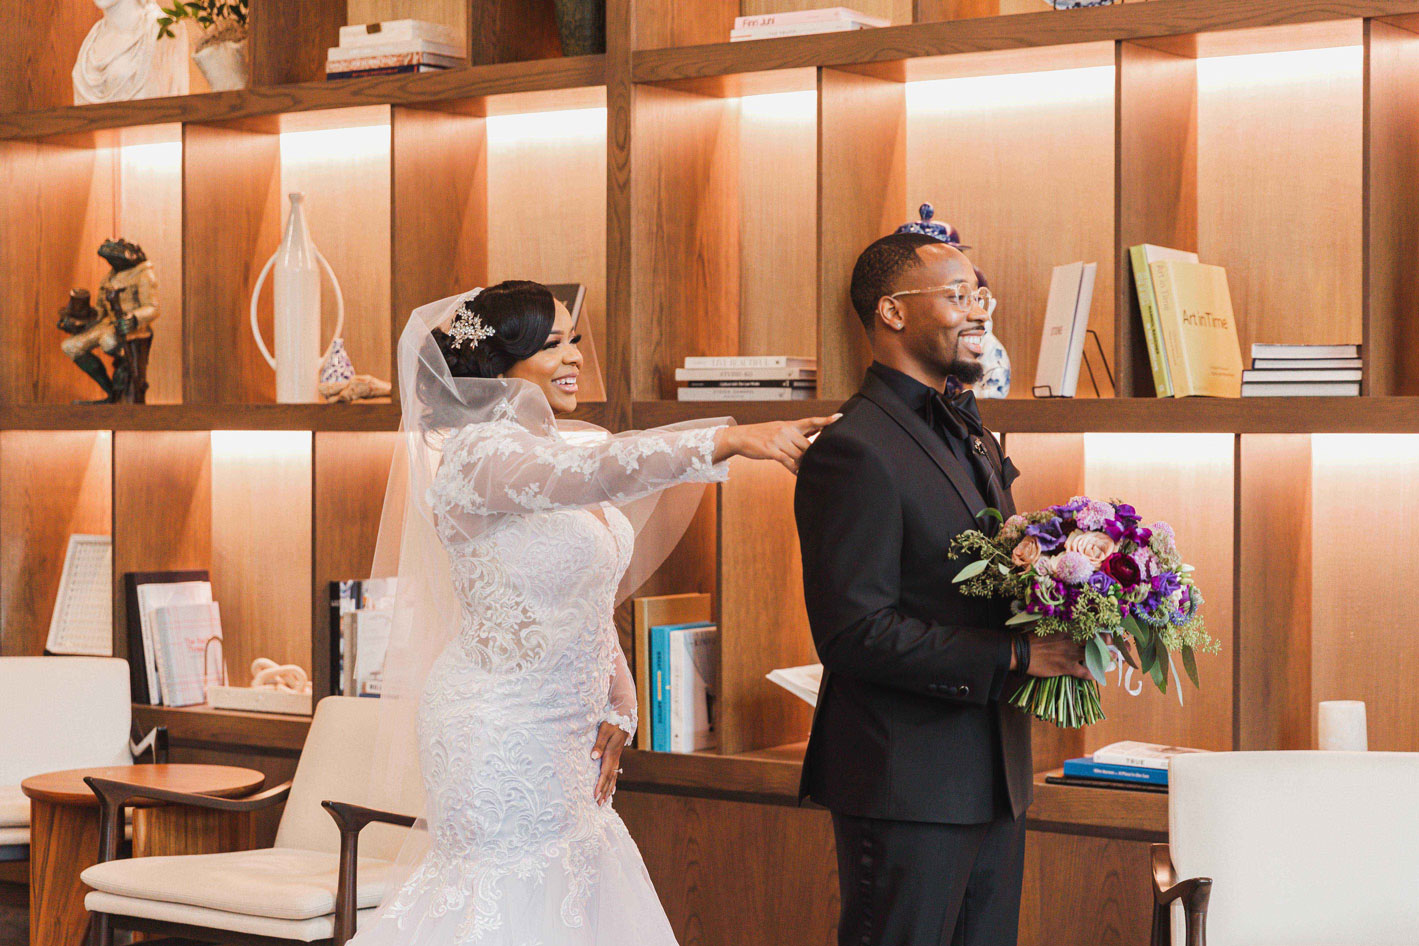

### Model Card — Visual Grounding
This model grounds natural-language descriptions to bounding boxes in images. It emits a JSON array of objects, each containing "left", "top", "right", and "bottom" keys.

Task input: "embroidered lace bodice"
[{"left": 357, "top": 419, "right": 726, "bottom": 945}]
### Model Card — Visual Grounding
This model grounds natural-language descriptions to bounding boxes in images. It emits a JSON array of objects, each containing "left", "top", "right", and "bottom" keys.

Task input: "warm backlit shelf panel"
[{"left": 0, "top": 55, "right": 606, "bottom": 141}]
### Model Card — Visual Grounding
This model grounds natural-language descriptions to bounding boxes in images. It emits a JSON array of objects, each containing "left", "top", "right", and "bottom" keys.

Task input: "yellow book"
[
  {"left": 631, "top": 592, "right": 711, "bottom": 749},
  {"left": 1148, "top": 260, "right": 1244, "bottom": 398}
]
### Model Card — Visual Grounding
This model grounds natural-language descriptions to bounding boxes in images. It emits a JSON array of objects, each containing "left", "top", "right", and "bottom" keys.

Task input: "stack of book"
[
  {"left": 123, "top": 571, "right": 226, "bottom": 707},
  {"left": 730, "top": 6, "right": 887, "bottom": 41},
  {"left": 1055, "top": 740, "right": 1209, "bottom": 792},
  {"left": 1242, "top": 343, "right": 1362, "bottom": 397},
  {"left": 633, "top": 594, "right": 720, "bottom": 753},
  {"left": 1130, "top": 244, "right": 1245, "bottom": 398},
  {"left": 325, "top": 19, "right": 466, "bottom": 80},
  {"left": 329, "top": 578, "right": 398, "bottom": 696},
  {"left": 675, "top": 356, "right": 817, "bottom": 401}
]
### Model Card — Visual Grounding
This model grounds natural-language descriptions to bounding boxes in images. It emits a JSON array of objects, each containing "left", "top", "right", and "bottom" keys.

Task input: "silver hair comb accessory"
[{"left": 449, "top": 288, "right": 494, "bottom": 350}]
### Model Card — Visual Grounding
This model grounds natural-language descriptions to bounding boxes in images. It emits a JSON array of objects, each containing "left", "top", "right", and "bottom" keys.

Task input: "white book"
[
  {"left": 1250, "top": 343, "right": 1360, "bottom": 360},
  {"left": 1252, "top": 357, "right": 1362, "bottom": 370},
  {"left": 152, "top": 602, "right": 223, "bottom": 708},
  {"left": 682, "top": 355, "right": 816, "bottom": 369},
  {"left": 766, "top": 663, "right": 824, "bottom": 708},
  {"left": 342, "top": 609, "right": 392, "bottom": 697},
  {"left": 677, "top": 387, "right": 815, "bottom": 401},
  {"left": 731, "top": 21, "right": 871, "bottom": 40},
  {"left": 326, "top": 51, "right": 464, "bottom": 72},
  {"left": 734, "top": 7, "right": 890, "bottom": 28},
  {"left": 339, "top": 19, "right": 462, "bottom": 49},
  {"left": 327, "top": 39, "right": 464, "bottom": 63},
  {"left": 1034, "top": 261, "right": 1097, "bottom": 398},
  {"left": 1241, "top": 382, "right": 1360, "bottom": 397},
  {"left": 1091, "top": 740, "right": 1209, "bottom": 771},
  {"left": 669, "top": 626, "right": 718, "bottom": 753},
  {"left": 134, "top": 580, "right": 213, "bottom": 705},
  {"left": 47, "top": 534, "right": 112, "bottom": 656},
  {"left": 1241, "top": 368, "right": 1362, "bottom": 383},
  {"left": 675, "top": 366, "right": 817, "bottom": 382}
]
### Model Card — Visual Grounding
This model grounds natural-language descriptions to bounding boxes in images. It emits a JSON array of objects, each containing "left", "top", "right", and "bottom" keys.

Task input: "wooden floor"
[{"left": 0, "top": 882, "right": 25, "bottom": 946}]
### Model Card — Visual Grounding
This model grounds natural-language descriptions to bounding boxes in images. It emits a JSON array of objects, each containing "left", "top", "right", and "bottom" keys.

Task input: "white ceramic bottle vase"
[{"left": 249, "top": 192, "right": 344, "bottom": 403}]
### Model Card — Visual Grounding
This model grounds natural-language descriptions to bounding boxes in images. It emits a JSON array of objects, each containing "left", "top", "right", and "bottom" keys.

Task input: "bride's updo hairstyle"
[{"left": 431, "top": 280, "right": 557, "bottom": 379}]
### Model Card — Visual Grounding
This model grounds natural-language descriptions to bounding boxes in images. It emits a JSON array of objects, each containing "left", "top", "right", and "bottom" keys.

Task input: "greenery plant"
[{"left": 156, "top": 1, "right": 249, "bottom": 48}]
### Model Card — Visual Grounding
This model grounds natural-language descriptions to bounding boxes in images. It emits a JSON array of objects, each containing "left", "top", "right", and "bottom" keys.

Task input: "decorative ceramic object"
[
  {"left": 192, "top": 36, "right": 248, "bottom": 90},
  {"left": 250, "top": 193, "right": 345, "bottom": 403},
  {"left": 73, "top": 0, "right": 188, "bottom": 105},
  {"left": 58, "top": 239, "right": 160, "bottom": 403},
  {"left": 552, "top": 0, "right": 605, "bottom": 56},
  {"left": 894, "top": 203, "right": 1012, "bottom": 398},
  {"left": 317, "top": 337, "right": 393, "bottom": 403}
]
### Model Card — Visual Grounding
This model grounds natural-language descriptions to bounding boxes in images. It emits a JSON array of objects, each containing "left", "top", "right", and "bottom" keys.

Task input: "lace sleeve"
[
  {"left": 603, "top": 646, "right": 637, "bottom": 739},
  {"left": 428, "top": 421, "right": 728, "bottom": 532}
]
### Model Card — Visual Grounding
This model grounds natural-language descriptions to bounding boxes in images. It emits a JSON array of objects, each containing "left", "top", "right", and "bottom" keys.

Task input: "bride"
[{"left": 351, "top": 280, "right": 836, "bottom": 945}]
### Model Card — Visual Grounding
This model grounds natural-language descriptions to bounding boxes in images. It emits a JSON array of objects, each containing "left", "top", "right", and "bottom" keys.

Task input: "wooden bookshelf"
[{"left": 9, "top": 1, "right": 1419, "bottom": 942}]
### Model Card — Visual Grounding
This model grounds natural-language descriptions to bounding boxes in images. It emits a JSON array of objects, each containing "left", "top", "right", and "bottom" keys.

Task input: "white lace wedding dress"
[{"left": 349, "top": 416, "right": 727, "bottom": 946}]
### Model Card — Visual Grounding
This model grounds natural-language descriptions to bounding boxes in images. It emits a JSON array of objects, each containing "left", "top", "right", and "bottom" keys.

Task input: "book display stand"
[{"left": 1032, "top": 329, "right": 1115, "bottom": 399}]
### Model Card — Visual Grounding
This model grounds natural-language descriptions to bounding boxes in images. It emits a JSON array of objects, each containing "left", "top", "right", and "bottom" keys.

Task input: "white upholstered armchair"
[
  {"left": 1152, "top": 750, "right": 1419, "bottom": 946},
  {"left": 81, "top": 695, "right": 420, "bottom": 946},
  {"left": 0, "top": 656, "right": 165, "bottom": 862}
]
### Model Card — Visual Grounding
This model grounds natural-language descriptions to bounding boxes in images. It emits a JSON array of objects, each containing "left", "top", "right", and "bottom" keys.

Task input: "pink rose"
[
  {"left": 1065, "top": 529, "right": 1116, "bottom": 567},
  {"left": 1012, "top": 536, "right": 1041, "bottom": 567}
]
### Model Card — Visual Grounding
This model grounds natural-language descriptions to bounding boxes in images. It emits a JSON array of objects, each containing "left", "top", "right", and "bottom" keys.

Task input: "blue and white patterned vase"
[{"left": 894, "top": 203, "right": 1012, "bottom": 398}]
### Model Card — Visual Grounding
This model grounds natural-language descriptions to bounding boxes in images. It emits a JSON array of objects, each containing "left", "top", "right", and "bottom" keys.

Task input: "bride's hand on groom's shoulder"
[
  {"left": 713, "top": 414, "right": 841, "bottom": 474},
  {"left": 591, "top": 721, "right": 630, "bottom": 806}
]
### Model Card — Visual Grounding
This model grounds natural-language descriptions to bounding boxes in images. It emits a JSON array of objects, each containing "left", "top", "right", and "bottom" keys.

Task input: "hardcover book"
[
  {"left": 733, "top": 7, "right": 890, "bottom": 28},
  {"left": 1149, "top": 260, "right": 1244, "bottom": 398},
  {"left": 338, "top": 19, "right": 462, "bottom": 48},
  {"left": 1062, "top": 756, "right": 1169, "bottom": 786},
  {"left": 152, "top": 601, "right": 224, "bottom": 708},
  {"left": 126, "top": 573, "right": 213, "bottom": 705},
  {"left": 326, "top": 39, "right": 463, "bottom": 63},
  {"left": 1251, "top": 342, "right": 1360, "bottom": 360},
  {"left": 1130, "top": 244, "right": 1199, "bottom": 397},
  {"left": 632, "top": 594, "right": 711, "bottom": 750},
  {"left": 1242, "top": 381, "right": 1360, "bottom": 397},
  {"left": 1033, "top": 261, "right": 1097, "bottom": 397},
  {"left": 650, "top": 621, "right": 713, "bottom": 752},
  {"left": 682, "top": 356, "right": 815, "bottom": 369},
  {"left": 669, "top": 625, "right": 719, "bottom": 752},
  {"left": 1091, "top": 740, "right": 1207, "bottom": 771},
  {"left": 677, "top": 387, "right": 815, "bottom": 401}
]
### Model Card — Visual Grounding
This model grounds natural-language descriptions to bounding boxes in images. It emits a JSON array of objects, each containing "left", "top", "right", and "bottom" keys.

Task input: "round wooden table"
[{"left": 21, "top": 764, "right": 264, "bottom": 946}]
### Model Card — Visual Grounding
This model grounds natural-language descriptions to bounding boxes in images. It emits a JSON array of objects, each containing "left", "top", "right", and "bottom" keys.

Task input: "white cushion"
[
  {"left": 0, "top": 825, "right": 28, "bottom": 847},
  {"left": 0, "top": 785, "right": 27, "bottom": 828},
  {"left": 84, "top": 891, "right": 377, "bottom": 943},
  {"left": 0, "top": 657, "right": 132, "bottom": 786},
  {"left": 81, "top": 846, "right": 395, "bottom": 921},
  {"left": 274, "top": 696, "right": 422, "bottom": 862},
  {"left": 1170, "top": 751, "right": 1419, "bottom": 946}
]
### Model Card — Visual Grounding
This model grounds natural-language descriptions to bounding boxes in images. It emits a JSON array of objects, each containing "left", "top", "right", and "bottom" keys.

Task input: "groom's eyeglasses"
[{"left": 890, "top": 284, "right": 995, "bottom": 316}]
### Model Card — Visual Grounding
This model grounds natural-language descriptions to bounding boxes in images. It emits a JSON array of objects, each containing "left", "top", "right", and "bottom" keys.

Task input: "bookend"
[{"left": 1032, "top": 329, "right": 1114, "bottom": 398}]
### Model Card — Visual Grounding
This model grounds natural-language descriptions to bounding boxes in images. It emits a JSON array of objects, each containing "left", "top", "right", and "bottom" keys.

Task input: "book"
[
  {"left": 46, "top": 534, "right": 113, "bottom": 657},
  {"left": 682, "top": 356, "right": 815, "bottom": 369},
  {"left": 131, "top": 577, "right": 214, "bottom": 705},
  {"left": 326, "top": 39, "right": 464, "bottom": 63},
  {"left": 341, "top": 609, "right": 393, "bottom": 697},
  {"left": 731, "top": 21, "right": 873, "bottom": 40},
  {"left": 669, "top": 625, "right": 719, "bottom": 752},
  {"left": 1242, "top": 381, "right": 1360, "bottom": 397},
  {"left": 329, "top": 579, "right": 397, "bottom": 695},
  {"left": 675, "top": 366, "right": 817, "bottom": 382},
  {"left": 1242, "top": 368, "right": 1362, "bottom": 383},
  {"left": 1130, "top": 244, "right": 1198, "bottom": 397},
  {"left": 734, "top": 8, "right": 891, "bottom": 28},
  {"left": 684, "top": 379, "right": 817, "bottom": 389},
  {"left": 1045, "top": 774, "right": 1167, "bottom": 794},
  {"left": 1062, "top": 756, "right": 1169, "bottom": 786},
  {"left": 339, "top": 19, "right": 462, "bottom": 48},
  {"left": 325, "top": 51, "right": 464, "bottom": 72},
  {"left": 326, "top": 63, "right": 451, "bottom": 80},
  {"left": 677, "top": 387, "right": 816, "bottom": 401},
  {"left": 766, "top": 663, "right": 824, "bottom": 707},
  {"left": 1252, "top": 357, "right": 1361, "bottom": 369},
  {"left": 1251, "top": 342, "right": 1360, "bottom": 360},
  {"left": 152, "top": 601, "right": 224, "bottom": 707},
  {"left": 1149, "top": 260, "right": 1244, "bottom": 398},
  {"left": 1091, "top": 740, "right": 1208, "bottom": 771},
  {"left": 650, "top": 621, "right": 713, "bottom": 752},
  {"left": 632, "top": 593, "right": 711, "bottom": 750},
  {"left": 1034, "top": 261, "right": 1097, "bottom": 398}
]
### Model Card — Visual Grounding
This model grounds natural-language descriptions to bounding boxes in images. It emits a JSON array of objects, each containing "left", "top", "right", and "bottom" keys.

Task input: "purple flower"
[
  {"left": 1075, "top": 500, "right": 1116, "bottom": 531},
  {"left": 1101, "top": 552, "right": 1142, "bottom": 588},
  {"left": 1130, "top": 526, "right": 1153, "bottom": 546},
  {"left": 1151, "top": 572, "right": 1181, "bottom": 597},
  {"left": 1026, "top": 518, "right": 1066, "bottom": 552},
  {"left": 1114, "top": 502, "right": 1141, "bottom": 525},
  {"left": 1087, "top": 571, "right": 1116, "bottom": 594},
  {"left": 1053, "top": 550, "right": 1094, "bottom": 584},
  {"left": 1103, "top": 519, "right": 1127, "bottom": 542},
  {"left": 1052, "top": 496, "right": 1090, "bottom": 514},
  {"left": 1131, "top": 548, "right": 1160, "bottom": 580}
]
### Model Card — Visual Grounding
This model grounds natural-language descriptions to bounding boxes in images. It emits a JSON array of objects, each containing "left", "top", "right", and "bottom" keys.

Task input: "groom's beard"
[{"left": 947, "top": 358, "right": 984, "bottom": 385}]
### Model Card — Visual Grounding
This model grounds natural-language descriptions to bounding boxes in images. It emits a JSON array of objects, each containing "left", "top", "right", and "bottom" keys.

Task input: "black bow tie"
[{"left": 930, "top": 388, "right": 984, "bottom": 443}]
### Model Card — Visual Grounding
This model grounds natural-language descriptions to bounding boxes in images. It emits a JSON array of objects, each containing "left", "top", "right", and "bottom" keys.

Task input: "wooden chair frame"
[{"left": 1150, "top": 842, "right": 1213, "bottom": 946}]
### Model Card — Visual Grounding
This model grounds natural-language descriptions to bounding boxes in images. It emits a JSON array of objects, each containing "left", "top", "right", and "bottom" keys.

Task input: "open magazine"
[{"left": 766, "top": 663, "right": 824, "bottom": 707}]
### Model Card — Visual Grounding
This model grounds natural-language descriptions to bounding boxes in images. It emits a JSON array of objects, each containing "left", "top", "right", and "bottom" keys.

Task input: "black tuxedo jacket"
[{"left": 794, "top": 370, "right": 1033, "bottom": 824}]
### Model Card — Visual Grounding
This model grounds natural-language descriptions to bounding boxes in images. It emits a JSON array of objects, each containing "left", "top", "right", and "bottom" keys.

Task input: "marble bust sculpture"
[{"left": 73, "top": 0, "right": 188, "bottom": 105}]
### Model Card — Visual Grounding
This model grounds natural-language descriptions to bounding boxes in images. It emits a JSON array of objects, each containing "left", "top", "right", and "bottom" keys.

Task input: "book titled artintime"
[{"left": 1148, "top": 260, "right": 1244, "bottom": 398}]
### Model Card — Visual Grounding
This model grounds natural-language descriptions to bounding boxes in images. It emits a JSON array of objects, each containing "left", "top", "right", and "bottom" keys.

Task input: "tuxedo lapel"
[{"left": 858, "top": 373, "right": 989, "bottom": 520}]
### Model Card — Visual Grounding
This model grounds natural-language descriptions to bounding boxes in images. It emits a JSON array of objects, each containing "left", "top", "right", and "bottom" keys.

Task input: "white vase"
[
  {"left": 250, "top": 193, "right": 344, "bottom": 403},
  {"left": 193, "top": 37, "right": 249, "bottom": 91}
]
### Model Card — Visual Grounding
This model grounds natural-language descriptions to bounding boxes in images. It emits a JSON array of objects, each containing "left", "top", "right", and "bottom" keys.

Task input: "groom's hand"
[{"left": 1021, "top": 632, "right": 1093, "bottom": 680}]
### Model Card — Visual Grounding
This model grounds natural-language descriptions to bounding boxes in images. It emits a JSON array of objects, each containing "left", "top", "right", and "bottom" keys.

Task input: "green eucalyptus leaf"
[
  {"left": 1084, "top": 635, "right": 1111, "bottom": 685},
  {"left": 1005, "top": 610, "right": 1042, "bottom": 627},
  {"left": 1181, "top": 645, "right": 1200, "bottom": 688},
  {"left": 953, "top": 559, "right": 989, "bottom": 582},
  {"left": 976, "top": 507, "right": 1004, "bottom": 525},
  {"left": 996, "top": 563, "right": 1010, "bottom": 575},
  {"left": 1115, "top": 639, "right": 1139, "bottom": 671},
  {"left": 1149, "top": 655, "right": 1167, "bottom": 692}
]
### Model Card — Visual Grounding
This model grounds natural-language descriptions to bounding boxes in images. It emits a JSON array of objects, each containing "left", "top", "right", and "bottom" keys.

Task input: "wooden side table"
[{"left": 21, "top": 764, "right": 264, "bottom": 946}]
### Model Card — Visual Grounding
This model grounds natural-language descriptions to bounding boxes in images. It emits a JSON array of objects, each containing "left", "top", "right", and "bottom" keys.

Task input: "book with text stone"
[{"left": 1149, "top": 259, "right": 1244, "bottom": 398}]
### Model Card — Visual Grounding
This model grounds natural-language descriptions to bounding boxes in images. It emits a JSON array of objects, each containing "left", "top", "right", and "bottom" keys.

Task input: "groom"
[{"left": 795, "top": 233, "right": 1092, "bottom": 945}]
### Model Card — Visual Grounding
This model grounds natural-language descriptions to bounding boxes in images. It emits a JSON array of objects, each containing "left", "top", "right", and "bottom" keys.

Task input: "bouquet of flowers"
[{"left": 950, "top": 497, "right": 1217, "bottom": 728}]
